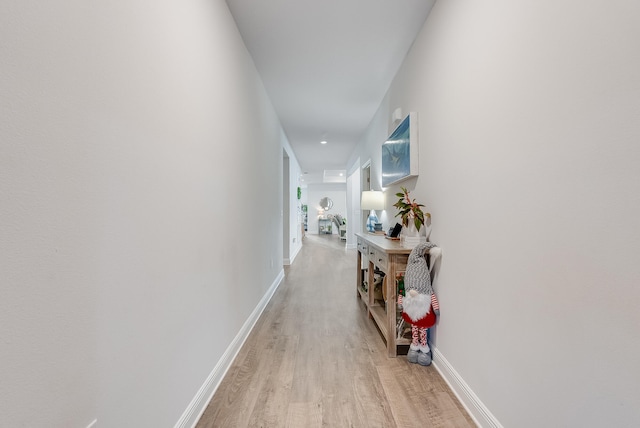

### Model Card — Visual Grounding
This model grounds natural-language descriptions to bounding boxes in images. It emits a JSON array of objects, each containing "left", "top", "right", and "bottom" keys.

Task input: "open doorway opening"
[
  {"left": 361, "top": 161, "right": 372, "bottom": 233},
  {"left": 283, "top": 150, "right": 290, "bottom": 263},
  {"left": 346, "top": 164, "right": 361, "bottom": 249}
]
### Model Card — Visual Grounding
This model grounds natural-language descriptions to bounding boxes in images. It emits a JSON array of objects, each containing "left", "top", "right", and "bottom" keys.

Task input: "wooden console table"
[{"left": 355, "top": 233, "right": 412, "bottom": 357}]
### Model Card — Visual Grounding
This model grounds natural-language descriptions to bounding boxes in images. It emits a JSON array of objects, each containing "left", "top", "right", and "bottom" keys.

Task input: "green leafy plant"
[{"left": 393, "top": 187, "right": 430, "bottom": 232}]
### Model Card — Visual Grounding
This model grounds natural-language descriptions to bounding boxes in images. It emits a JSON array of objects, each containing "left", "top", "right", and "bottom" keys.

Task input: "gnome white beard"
[{"left": 402, "top": 292, "right": 431, "bottom": 322}]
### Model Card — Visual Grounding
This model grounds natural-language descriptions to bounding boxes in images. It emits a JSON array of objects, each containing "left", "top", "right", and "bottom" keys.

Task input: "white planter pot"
[{"left": 401, "top": 222, "right": 426, "bottom": 248}]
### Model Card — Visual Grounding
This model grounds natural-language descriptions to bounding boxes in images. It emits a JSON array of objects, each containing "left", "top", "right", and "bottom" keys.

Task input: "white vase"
[
  {"left": 403, "top": 221, "right": 419, "bottom": 236},
  {"left": 401, "top": 221, "right": 426, "bottom": 248}
]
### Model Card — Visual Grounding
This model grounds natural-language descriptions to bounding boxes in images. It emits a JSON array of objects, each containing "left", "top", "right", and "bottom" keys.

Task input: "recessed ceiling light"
[{"left": 320, "top": 140, "right": 327, "bottom": 145}]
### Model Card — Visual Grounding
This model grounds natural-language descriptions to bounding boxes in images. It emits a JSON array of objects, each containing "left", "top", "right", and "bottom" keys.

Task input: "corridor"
[{"left": 196, "top": 234, "right": 474, "bottom": 427}]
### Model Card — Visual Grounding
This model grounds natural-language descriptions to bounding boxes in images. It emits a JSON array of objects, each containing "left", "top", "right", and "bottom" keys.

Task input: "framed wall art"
[{"left": 381, "top": 112, "right": 418, "bottom": 187}]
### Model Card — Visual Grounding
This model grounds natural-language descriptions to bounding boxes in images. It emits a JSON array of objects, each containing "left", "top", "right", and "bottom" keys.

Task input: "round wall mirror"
[{"left": 319, "top": 197, "right": 333, "bottom": 211}]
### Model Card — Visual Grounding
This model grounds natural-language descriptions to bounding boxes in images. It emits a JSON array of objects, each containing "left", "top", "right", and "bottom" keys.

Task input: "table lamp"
[{"left": 361, "top": 190, "right": 384, "bottom": 232}]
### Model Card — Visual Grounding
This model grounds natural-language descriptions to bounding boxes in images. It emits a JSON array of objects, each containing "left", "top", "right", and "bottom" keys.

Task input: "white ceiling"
[{"left": 225, "top": 0, "right": 435, "bottom": 184}]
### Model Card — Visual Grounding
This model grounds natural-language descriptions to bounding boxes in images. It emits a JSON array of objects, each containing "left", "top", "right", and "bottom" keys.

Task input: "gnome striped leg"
[
  {"left": 417, "top": 327, "right": 432, "bottom": 366},
  {"left": 411, "top": 324, "right": 420, "bottom": 348},
  {"left": 419, "top": 327, "right": 428, "bottom": 348}
]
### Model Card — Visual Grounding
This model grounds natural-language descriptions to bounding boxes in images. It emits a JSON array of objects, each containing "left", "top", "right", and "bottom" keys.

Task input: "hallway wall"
[
  {"left": 1, "top": 1, "right": 286, "bottom": 426},
  {"left": 348, "top": 1, "right": 640, "bottom": 426}
]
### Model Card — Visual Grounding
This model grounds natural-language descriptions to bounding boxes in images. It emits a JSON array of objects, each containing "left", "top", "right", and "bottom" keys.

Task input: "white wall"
[
  {"left": 349, "top": 1, "right": 640, "bottom": 427},
  {"left": 0, "top": 1, "right": 285, "bottom": 426}
]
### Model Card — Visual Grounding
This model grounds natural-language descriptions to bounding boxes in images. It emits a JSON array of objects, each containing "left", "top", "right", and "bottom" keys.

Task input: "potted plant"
[{"left": 393, "top": 187, "right": 430, "bottom": 233}]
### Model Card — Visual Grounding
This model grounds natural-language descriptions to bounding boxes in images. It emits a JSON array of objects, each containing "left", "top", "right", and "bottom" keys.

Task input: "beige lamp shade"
[{"left": 361, "top": 191, "right": 384, "bottom": 210}]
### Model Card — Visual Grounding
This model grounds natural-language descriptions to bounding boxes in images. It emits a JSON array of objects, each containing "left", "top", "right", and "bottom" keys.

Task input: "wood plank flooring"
[{"left": 196, "top": 234, "right": 476, "bottom": 428}]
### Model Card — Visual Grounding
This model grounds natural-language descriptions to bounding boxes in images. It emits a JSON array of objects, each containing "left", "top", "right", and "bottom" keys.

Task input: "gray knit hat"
[{"left": 404, "top": 242, "right": 437, "bottom": 295}]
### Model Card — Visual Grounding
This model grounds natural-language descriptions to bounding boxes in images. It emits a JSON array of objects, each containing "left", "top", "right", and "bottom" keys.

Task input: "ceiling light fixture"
[{"left": 320, "top": 140, "right": 327, "bottom": 145}]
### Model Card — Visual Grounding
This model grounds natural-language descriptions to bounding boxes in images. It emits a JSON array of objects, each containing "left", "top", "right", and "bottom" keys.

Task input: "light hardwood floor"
[{"left": 196, "top": 234, "right": 476, "bottom": 428}]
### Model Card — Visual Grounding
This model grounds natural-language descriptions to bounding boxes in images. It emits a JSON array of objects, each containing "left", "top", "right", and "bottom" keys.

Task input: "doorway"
[
  {"left": 283, "top": 150, "right": 290, "bottom": 263},
  {"left": 361, "top": 160, "right": 372, "bottom": 233}
]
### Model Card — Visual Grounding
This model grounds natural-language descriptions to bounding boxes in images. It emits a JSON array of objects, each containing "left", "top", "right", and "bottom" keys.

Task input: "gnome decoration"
[{"left": 398, "top": 242, "right": 442, "bottom": 366}]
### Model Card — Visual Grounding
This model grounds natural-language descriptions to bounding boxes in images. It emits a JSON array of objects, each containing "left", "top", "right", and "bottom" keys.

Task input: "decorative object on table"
[
  {"left": 318, "top": 217, "right": 332, "bottom": 234},
  {"left": 387, "top": 223, "right": 402, "bottom": 239},
  {"left": 397, "top": 242, "right": 442, "bottom": 366},
  {"left": 382, "top": 112, "right": 419, "bottom": 187},
  {"left": 393, "top": 187, "right": 430, "bottom": 247},
  {"left": 361, "top": 190, "right": 384, "bottom": 233}
]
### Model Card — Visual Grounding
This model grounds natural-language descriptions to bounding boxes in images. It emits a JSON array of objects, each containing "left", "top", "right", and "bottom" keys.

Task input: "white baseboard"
[
  {"left": 432, "top": 348, "right": 503, "bottom": 428},
  {"left": 174, "top": 269, "right": 285, "bottom": 428},
  {"left": 284, "top": 242, "right": 301, "bottom": 266}
]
